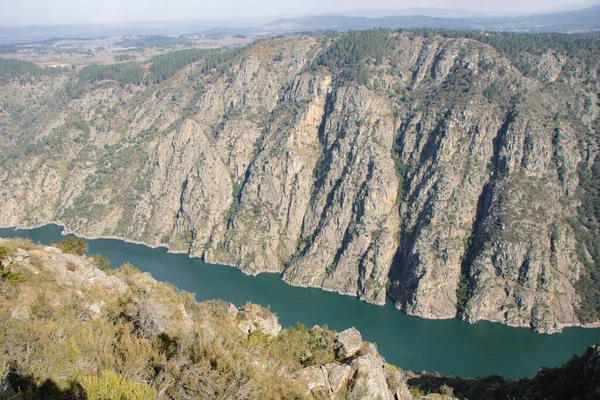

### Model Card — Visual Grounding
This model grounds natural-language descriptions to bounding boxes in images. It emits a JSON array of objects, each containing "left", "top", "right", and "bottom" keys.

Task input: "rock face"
[{"left": 1, "top": 32, "right": 599, "bottom": 331}]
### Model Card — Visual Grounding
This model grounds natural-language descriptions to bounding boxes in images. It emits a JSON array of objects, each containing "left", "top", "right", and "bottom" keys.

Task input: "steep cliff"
[{"left": 1, "top": 30, "right": 599, "bottom": 332}]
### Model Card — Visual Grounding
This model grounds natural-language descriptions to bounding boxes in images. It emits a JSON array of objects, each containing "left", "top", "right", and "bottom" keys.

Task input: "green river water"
[{"left": 1, "top": 224, "right": 599, "bottom": 379}]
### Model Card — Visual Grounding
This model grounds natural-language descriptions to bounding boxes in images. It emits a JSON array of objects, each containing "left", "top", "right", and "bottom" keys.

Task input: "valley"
[{"left": 1, "top": 29, "right": 600, "bottom": 334}]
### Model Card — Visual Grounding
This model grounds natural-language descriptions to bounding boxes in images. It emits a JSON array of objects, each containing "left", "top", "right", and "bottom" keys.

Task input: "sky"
[{"left": 1, "top": 0, "right": 598, "bottom": 26}]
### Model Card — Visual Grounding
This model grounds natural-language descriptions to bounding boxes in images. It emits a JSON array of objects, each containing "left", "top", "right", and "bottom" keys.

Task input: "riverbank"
[{"left": 3, "top": 221, "right": 600, "bottom": 335}]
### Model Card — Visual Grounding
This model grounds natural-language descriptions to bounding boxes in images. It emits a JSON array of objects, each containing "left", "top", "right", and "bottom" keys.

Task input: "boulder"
[
  {"left": 12, "top": 249, "right": 30, "bottom": 264},
  {"left": 11, "top": 305, "right": 32, "bottom": 322},
  {"left": 293, "top": 366, "right": 327, "bottom": 393},
  {"left": 334, "top": 327, "right": 363, "bottom": 359}
]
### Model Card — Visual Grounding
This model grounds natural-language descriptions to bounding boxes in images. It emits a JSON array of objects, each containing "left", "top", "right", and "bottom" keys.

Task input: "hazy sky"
[{"left": 1, "top": 0, "right": 598, "bottom": 26}]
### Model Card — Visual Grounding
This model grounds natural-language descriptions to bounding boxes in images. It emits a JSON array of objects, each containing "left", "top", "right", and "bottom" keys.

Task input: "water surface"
[{"left": 1, "top": 224, "right": 599, "bottom": 379}]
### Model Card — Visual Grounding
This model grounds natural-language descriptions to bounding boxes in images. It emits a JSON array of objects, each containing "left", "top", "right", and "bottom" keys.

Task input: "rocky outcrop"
[
  {"left": 294, "top": 328, "right": 414, "bottom": 400},
  {"left": 235, "top": 303, "right": 282, "bottom": 337},
  {"left": 1, "top": 32, "right": 598, "bottom": 331}
]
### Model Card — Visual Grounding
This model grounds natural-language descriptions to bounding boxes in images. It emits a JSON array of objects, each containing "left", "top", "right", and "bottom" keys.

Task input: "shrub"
[
  {"left": 89, "top": 254, "right": 111, "bottom": 272},
  {"left": 54, "top": 237, "right": 88, "bottom": 256},
  {"left": 1, "top": 270, "right": 27, "bottom": 285},
  {"left": 78, "top": 370, "right": 157, "bottom": 400},
  {"left": 410, "top": 385, "right": 426, "bottom": 397}
]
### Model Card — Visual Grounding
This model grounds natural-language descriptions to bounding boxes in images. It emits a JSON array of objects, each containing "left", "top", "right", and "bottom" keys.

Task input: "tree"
[{"left": 89, "top": 254, "right": 110, "bottom": 272}]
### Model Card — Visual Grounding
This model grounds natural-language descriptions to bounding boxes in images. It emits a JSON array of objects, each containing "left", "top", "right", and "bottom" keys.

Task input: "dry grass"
[
  {"left": 1, "top": 238, "right": 39, "bottom": 254},
  {"left": 0, "top": 243, "right": 329, "bottom": 399}
]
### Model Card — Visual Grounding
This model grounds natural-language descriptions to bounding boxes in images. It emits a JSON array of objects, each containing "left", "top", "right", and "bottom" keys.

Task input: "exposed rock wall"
[{"left": 1, "top": 33, "right": 598, "bottom": 331}]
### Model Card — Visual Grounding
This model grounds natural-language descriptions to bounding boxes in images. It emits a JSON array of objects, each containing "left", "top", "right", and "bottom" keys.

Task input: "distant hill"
[
  {"left": 2, "top": 6, "right": 598, "bottom": 46},
  {"left": 259, "top": 6, "right": 600, "bottom": 34}
]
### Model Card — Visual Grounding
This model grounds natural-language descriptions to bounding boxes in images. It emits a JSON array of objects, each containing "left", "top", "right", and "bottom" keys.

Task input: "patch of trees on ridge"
[
  {"left": 0, "top": 59, "right": 67, "bottom": 85},
  {"left": 77, "top": 62, "right": 144, "bottom": 86},
  {"left": 73, "top": 47, "right": 240, "bottom": 88},
  {"left": 149, "top": 47, "right": 239, "bottom": 83}
]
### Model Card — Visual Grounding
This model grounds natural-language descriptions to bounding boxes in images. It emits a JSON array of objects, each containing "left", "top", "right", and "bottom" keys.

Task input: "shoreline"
[{"left": 2, "top": 221, "right": 600, "bottom": 334}]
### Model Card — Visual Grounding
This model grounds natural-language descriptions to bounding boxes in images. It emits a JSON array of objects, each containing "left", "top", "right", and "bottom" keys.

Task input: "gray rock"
[
  {"left": 292, "top": 366, "right": 328, "bottom": 393},
  {"left": 236, "top": 304, "right": 281, "bottom": 337},
  {"left": 324, "top": 362, "right": 353, "bottom": 396},
  {"left": 349, "top": 343, "right": 394, "bottom": 400},
  {"left": 12, "top": 248, "right": 30, "bottom": 264},
  {"left": 226, "top": 302, "right": 239, "bottom": 317},
  {"left": 334, "top": 327, "right": 363, "bottom": 359},
  {"left": 11, "top": 305, "right": 32, "bottom": 322}
]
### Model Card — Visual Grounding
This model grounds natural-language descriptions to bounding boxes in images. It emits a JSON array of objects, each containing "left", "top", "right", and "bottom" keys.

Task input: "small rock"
[
  {"left": 87, "top": 301, "right": 105, "bottom": 319},
  {"left": 13, "top": 248, "right": 30, "bottom": 263},
  {"left": 226, "top": 302, "right": 239, "bottom": 316},
  {"left": 178, "top": 304, "right": 194, "bottom": 332},
  {"left": 11, "top": 305, "right": 32, "bottom": 322},
  {"left": 334, "top": 327, "right": 363, "bottom": 359},
  {"left": 237, "top": 320, "right": 255, "bottom": 336}
]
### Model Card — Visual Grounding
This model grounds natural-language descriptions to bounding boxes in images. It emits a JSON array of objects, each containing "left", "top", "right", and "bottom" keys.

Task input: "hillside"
[
  {"left": 1, "top": 238, "right": 599, "bottom": 399},
  {"left": 0, "top": 29, "right": 600, "bottom": 332}
]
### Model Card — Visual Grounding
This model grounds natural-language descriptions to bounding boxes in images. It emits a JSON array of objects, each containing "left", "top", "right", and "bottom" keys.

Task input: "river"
[{"left": 1, "top": 223, "right": 599, "bottom": 379}]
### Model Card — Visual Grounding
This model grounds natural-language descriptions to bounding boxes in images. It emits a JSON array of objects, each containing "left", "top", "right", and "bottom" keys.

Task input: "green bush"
[
  {"left": 89, "top": 254, "right": 111, "bottom": 272},
  {"left": 53, "top": 237, "right": 88, "bottom": 256},
  {"left": 1, "top": 270, "right": 27, "bottom": 285}
]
